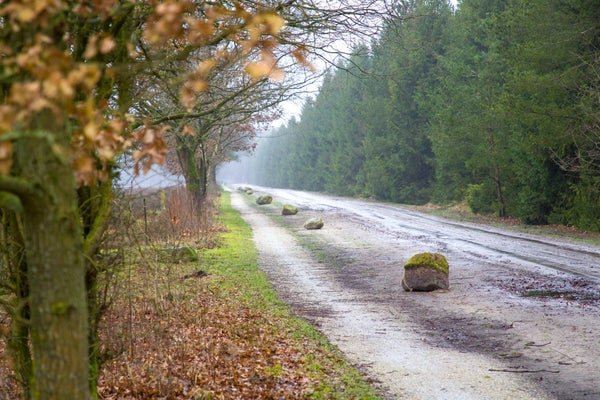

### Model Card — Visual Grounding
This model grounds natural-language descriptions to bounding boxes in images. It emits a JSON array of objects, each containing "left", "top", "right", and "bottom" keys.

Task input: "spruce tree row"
[{"left": 251, "top": 0, "right": 600, "bottom": 231}]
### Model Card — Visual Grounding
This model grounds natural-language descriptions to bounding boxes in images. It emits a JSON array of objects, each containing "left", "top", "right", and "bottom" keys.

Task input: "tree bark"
[
  {"left": 15, "top": 128, "right": 90, "bottom": 399},
  {"left": 487, "top": 128, "right": 507, "bottom": 217},
  {"left": 3, "top": 211, "right": 32, "bottom": 399},
  {"left": 207, "top": 163, "right": 217, "bottom": 191},
  {"left": 80, "top": 178, "right": 113, "bottom": 400},
  {"left": 176, "top": 140, "right": 208, "bottom": 210}
]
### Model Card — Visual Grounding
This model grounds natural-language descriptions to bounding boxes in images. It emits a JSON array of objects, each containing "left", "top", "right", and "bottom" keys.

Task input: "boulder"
[
  {"left": 282, "top": 204, "right": 299, "bottom": 216},
  {"left": 402, "top": 252, "right": 449, "bottom": 292},
  {"left": 304, "top": 217, "right": 324, "bottom": 230},
  {"left": 256, "top": 195, "right": 273, "bottom": 205},
  {"left": 161, "top": 246, "right": 199, "bottom": 263},
  {"left": 245, "top": 189, "right": 254, "bottom": 195}
]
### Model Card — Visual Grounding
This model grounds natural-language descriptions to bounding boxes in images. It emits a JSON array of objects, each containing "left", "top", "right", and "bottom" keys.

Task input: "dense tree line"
[{"left": 251, "top": 0, "right": 600, "bottom": 231}]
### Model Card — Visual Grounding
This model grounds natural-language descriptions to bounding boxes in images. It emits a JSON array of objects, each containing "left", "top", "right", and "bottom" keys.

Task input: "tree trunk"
[
  {"left": 15, "top": 129, "right": 90, "bottom": 399},
  {"left": 79, "top": 179, "right": 113, "bottom": 400},
  {"left": 86, "top": 265, "right": 101, "bottom": 400},
  {"left": 487, "top": 128, "right": 507, "bottom": 217},
  {"left": 207, "top": 163, "right": 217, "bottom": 191},
  {"left": 492, "top": 168, "right": 507, "bottom": 217},
  {"left": 3, "top": 211, "right": 32, "bottom": 399},
  {"left": 176, "top": 142, "right": 207, "bottom": 210}
]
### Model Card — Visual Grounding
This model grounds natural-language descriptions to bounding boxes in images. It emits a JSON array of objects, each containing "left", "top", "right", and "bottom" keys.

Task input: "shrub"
[
  {"left": 465, "top": 183, "right": 495, "bottom": 214},
  {"left": 567, "top": 176, "right": 600, "bottom": 232}
]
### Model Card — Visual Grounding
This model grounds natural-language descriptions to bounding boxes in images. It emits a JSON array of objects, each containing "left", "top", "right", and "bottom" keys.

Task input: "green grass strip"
[{"left": 201, "top": 191, "right": 381, "bottom": 399}]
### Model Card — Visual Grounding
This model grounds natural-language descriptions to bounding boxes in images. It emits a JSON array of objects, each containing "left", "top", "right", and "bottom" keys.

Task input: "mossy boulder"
[
  {"left": 161, "top": 246, "right": 199, "bottom": 263},
  {"left": 304, "top": 217, "right": 324, "bottom": 230},
  {"left": 256, "top": 195, "right": 273, "bottom": 205},
  {"left": 402, "top": 252, "right": 449, "bottom": 292},
  {"left": 282, "top": 204, "right": 299, "bottom": 216},
  {"left": 404, "top": 253, "right": 449, "bottom": 274}
]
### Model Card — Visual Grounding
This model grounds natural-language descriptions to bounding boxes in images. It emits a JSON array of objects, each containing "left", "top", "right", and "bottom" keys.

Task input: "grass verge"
[
  {"left": 205, "top": 191, "right": 380, "bottom": 399},
  {"left": 98, "top": 191, "right": 380, "bottom": 399},
  {"left": 0, "top": 190, "right": 380, "bottom": 399}
]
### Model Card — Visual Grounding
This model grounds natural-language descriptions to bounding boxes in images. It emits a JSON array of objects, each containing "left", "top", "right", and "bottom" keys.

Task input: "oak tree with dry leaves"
[{"left": 0, "top": 1, "right": 296, "bottom": 398}]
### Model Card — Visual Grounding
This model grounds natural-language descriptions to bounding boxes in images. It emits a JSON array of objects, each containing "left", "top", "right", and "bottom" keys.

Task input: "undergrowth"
[{"left": 95, "top": 190, "right": 380, "bottom": 399}]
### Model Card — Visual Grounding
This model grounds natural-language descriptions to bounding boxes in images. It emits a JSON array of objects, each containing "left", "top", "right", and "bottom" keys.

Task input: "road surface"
[{"left": 230, "top": 185, "right": 600, "bottom": 400}]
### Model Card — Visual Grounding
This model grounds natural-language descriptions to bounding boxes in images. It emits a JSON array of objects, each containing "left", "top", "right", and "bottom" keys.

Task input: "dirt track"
[{"left": 230, "top": 186, "right": 600, "bottom": 400}]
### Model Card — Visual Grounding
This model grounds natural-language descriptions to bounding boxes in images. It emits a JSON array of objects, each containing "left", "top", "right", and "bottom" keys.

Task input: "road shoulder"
[
  {"left": 209, "top": 191, "right": 382, "bottom": 399},
  {"left": 233, "top": 190, "right": 559, "bottom": 400}
]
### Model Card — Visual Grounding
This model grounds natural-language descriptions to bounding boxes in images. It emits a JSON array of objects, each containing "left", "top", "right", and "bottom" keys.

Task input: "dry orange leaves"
[
  {"left": 98, "top": 273, "right": 313, "bottom": 399},
  {"left": 132, "top": 125, "right": 168, "bottom": 175},
  {"left": 0, "top": 0, "right": 295, "bottom": 185}
]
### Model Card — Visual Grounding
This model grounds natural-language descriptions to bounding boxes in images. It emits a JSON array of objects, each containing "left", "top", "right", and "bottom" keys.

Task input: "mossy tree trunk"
[
  {"left": 207, "top": 163, "right": 217, "bottom": 191},
  {"left": 15, "top": 122, "right": 90, "bottom": 399},
  {"left": 177, "top": 138, "right": 208, "bottom": 210},
  {"left": 1, "top": 210, "right": 32, "bottom": 399},
  {"left": 79, "top": 178, "right": 113, "bottom": 399},
  {"left": 487, "top": 128, "right": 507, "bottom": 217}
]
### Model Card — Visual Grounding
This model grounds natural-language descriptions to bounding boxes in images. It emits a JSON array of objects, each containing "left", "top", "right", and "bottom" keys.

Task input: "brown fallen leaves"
[
  {"left": 0, "top": 333, "right": 19, "bottom": 399},
  {"left": 97, "top": 269, "right": 313, "bottom": 399}
]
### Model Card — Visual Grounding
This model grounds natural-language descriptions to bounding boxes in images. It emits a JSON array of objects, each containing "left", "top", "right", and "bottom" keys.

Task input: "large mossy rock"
[
  {"left": 304, "top": 217, "right": 324, "bottom": 230},
  {"left": 256, "top": 195, "right": 273, "bottom": 205},
  {"left": 282, "top": 204, "right": 299, "bottom": 216},
  {"left": 402, "top": 252, "right": 449, "bottom": 292},
  {"left": 161, "top": 246, "right": 199, "bottom": 263}
]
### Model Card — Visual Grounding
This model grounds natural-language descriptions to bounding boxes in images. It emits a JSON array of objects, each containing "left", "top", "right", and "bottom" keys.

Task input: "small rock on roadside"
[
  {"left": 282, "top": 204, "right": 299, "bottom": 215},
  {"left": 304, "top": 218, "right": 324, "bottom": 230},
  {"left": 256, "top": 195, "right": 273, "bottom": 205}
]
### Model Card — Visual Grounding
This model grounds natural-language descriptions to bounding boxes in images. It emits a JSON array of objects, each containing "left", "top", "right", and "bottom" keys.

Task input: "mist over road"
[{"left": 231, "top": 185, "right": 600, "bottom": 400}]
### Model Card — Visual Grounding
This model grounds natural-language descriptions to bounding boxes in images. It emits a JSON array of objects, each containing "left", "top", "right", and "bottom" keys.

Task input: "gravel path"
[{"left": 230, "top": 187, "right": 600, "bottom": 399}]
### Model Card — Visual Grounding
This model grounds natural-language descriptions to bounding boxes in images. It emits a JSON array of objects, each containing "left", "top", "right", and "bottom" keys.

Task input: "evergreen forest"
[{"left": 250, "top": 0, "right": 600, "bottom": 231}]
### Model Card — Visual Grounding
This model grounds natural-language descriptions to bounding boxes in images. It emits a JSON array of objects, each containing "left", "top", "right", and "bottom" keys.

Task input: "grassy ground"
[
  {"left": 96, "top": 191, "right": 380, "bottom": 399},
  {"left": 205, "top": 191, "right": 381, "bottom": 399},
  {"left": 0, "top": 191, "right": 380, "bottom": 399}
]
